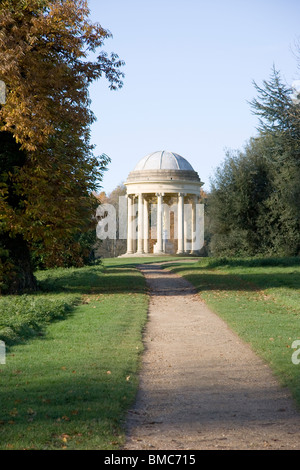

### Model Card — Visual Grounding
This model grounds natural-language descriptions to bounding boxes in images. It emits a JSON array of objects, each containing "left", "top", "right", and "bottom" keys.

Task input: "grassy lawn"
[
  {"left": 165, "top": 257, "right": 300, "bottom": 408},
  {"left": 0, "top": 255, "right": 182, "bottom": 450},
  {"left": 2, "top": 254, "right": 300, "bottom": 448},
  {"left": 0, "top": 260, "right": 153, "bottom": 450}
]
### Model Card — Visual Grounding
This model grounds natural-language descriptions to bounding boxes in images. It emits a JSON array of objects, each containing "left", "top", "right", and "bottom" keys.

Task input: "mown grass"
[
  {"left": 0, "top": 257, "right": 176, "bottom": 348},
  {"left": 0, "top": 261, "right": 150, "bottom": 450},
  {"left": 3, "top": 254, "right": 300, "bottom": 448},
  {"left": 165, "top": 256, "right": 300, "bottom": 408}
]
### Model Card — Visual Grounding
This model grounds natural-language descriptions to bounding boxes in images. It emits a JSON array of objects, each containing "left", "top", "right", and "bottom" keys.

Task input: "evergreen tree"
[
  {"left": 208, "top": 137, "right": 273, "bottom": 256},
  {"left": 250, "top": 67, "right": 300, "bottom": 255},
  {"left": 208, "top": 66, "right": 300, "bottom": 257}
]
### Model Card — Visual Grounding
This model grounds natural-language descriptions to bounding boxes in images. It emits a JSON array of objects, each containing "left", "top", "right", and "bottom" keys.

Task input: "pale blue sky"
[{"left": 88, "top": 0, "right": 300, "bottom": 194}]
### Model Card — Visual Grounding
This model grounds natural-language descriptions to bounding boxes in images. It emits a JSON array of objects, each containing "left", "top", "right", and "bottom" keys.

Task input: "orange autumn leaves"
[{"left": 0, "top": 0, "right": 123, "bottom": 152}]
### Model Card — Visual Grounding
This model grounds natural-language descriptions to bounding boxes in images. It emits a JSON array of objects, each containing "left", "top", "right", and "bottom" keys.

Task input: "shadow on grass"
[
  {"left": 37, "top": 266, "right": 146, "bottom": 295},
  {"left": 0, "top": 373, "right": 138, "bottom": 450},
  {"left": 183, "top": 271, "right": 300, "bottom": 292},
  {"left": 2, "top": 264, "right": 147, "bottom": 349},
  {"left": 162, "top": 258, "right": 300, "bottom": 293},
  {"left": 204, "top": 256, "right": 300, "bottom": 269},
  {"left": 1, "top": 373, "right": 298, "bottom": 451}
]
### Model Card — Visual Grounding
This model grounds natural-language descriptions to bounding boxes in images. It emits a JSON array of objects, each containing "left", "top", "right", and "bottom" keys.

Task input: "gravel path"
[{"left": 123, "top": 263, "right": 300, "bottom": 450}]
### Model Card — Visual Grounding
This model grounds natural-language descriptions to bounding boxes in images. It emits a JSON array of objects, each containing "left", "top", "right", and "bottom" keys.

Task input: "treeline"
[{"left": 206, "top": 66, "right": 300, "bottom": 257}]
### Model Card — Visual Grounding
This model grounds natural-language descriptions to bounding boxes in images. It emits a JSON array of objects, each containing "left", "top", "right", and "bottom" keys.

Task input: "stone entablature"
[{"left": 126, "top": 169, "right": 201, "bottom": 183}]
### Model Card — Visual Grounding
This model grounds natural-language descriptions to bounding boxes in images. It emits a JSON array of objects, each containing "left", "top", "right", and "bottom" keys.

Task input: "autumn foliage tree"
[{"left": 0, "top": 0, "right": 124, "bottom": 293}]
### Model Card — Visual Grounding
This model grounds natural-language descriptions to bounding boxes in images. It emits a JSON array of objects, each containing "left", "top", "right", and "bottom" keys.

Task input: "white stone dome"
[
  {"left": 133, "top": 151, "right": 195, "bottom": 172},
  {"left": 125, "top": 150, "right": 203, "bottom": 197}
]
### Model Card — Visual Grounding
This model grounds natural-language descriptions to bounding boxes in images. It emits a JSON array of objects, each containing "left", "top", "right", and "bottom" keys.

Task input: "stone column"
[
  {"left": 191, "top": 195, "right": 198, "bottom": 255},
  {"left": 184, "top": 216, "right": 188, "bottom": 253},
  {"left": 156, "top": 193, "right": 163, "bottom": 254},
  {"left": 137, "top": 193, "right": 144, "bottom": 254},
  {"left": 143, "top": 197, "right": 149, "bottom": 254},
  {"left": 177, "top": 193, "right": 185, "bottom": 254},
  {"left": 126, "top": 195, "right": 134, "bottom": 254},
  {"left": 163, "top": 203, "right": 170, "bottom": 253}
]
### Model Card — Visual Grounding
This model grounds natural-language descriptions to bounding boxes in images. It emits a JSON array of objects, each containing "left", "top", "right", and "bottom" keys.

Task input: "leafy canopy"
[{"left": 0, "top": 0, "right": 124, "bottom": 151}]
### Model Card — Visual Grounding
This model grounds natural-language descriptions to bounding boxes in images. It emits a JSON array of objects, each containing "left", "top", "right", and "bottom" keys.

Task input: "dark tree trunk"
[
  {"left": 2, "top": 234, "right": 37, "bottom": 294},
  {"left": 0, "top": 132, "right": 37, "bottom": 294}
]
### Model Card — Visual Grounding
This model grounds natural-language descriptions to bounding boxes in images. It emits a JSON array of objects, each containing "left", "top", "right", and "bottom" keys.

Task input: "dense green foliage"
[{"left": 207, "top": 67, "right": 300, "bottom": 257}]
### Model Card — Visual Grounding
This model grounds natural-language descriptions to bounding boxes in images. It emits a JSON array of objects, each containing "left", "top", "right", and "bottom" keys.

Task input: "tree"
[
  {"left": 208, "top": 137, "right": 273, "bottom": 256},
  {"left": 0, "top": 0, "right": 124, "bottom": 293},
  {"left": 250, "top": 66, "right": 300, "bottom": 157},
  {"left": 250, "top": 67, "right": 300, "bottom": 255},
  {"left": 208, "top": 66, "right": 300, "bottom": 257}
]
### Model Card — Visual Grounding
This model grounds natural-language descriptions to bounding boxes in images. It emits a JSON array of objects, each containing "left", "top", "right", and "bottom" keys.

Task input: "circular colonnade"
[{"left": 124, "top": 151, "right": 203, "bottom": 256}]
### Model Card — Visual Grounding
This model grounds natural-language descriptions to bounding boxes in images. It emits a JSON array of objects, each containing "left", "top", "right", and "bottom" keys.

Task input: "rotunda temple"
[{"left": 124, "top": 151, "right": 204, "bottom": 256}]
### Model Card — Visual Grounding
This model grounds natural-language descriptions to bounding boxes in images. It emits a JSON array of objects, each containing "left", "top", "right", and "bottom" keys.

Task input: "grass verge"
[
  {"left": 165, "top": 257, "right": 300, "bottom": 408},
  {"left": 0, "top": 262, "right": 148, "bottom": 450}
]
